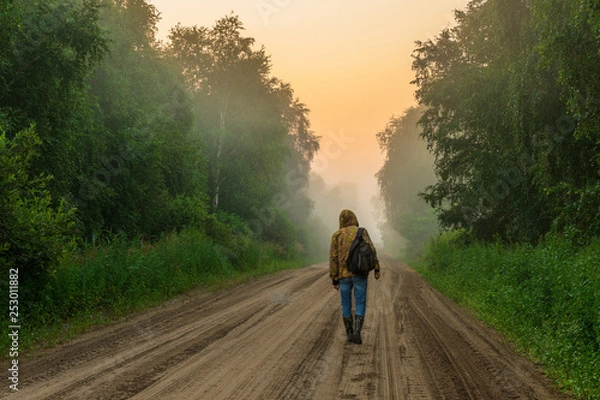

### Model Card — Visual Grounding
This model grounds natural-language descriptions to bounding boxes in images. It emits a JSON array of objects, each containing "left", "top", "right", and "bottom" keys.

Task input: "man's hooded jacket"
[{"left": 329, "top": 209, "right": 380, "bottom": 285}]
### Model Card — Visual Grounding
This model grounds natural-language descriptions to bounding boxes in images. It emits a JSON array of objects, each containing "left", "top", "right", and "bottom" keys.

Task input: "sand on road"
[{"left": 2, "top": 258, "right": 568, "bottom": 399}]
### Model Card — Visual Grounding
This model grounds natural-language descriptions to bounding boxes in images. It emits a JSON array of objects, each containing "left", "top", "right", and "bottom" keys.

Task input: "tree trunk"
[{"left": 211, "top": 106, "right": 226, "bottom": 212}]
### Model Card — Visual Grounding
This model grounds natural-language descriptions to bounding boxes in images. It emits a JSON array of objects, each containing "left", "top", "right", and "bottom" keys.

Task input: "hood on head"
[{"left": 339, "top": 209, "right": 359, "bottom": 229}]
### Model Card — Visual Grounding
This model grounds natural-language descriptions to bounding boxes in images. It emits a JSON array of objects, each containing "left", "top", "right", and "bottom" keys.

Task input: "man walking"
[{"left": 330, "top": 209, "right": 380, "bottom": 344}]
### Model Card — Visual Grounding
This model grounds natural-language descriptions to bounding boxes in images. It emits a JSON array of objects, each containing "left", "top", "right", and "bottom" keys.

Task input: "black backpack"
[{"left": 346, "top": 228, "right": 375, "bottom": 275}]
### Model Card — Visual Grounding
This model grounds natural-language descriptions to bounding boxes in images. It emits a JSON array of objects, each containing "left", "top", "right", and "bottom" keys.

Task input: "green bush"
[
  {"left": 2, "top": 226, "right": 306, "bottom": 353},
  {"left": 259, "top": 210, "right": 300, "bottom": 258},
  {"left": 0, "top": 128, "right": 75, "bottom": 301},
  {"left": 163, "top": 194, "right": 210, "bottom": 232},
  {"left": 38, "top": 230, "right": 228, "bottom": 322}
]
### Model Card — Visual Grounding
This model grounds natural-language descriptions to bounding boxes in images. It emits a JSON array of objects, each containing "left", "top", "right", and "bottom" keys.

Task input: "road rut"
[{"left": 3, "top": 258, "right": 568, "bottom": 399}]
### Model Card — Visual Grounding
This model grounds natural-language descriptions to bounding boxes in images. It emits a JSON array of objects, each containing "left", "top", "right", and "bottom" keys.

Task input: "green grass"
[
  {"left": 2, "top": 228, "right": 307, "bottom": 355},
  {"left": 415, "top": 231, "right": 600, "bottom": 399}
]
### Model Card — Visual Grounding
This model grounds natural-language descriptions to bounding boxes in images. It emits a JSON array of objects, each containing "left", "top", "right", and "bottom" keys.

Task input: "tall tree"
[
  {"left": 533, "top": 0, "right": 600, "bottom": 238},
  {"left": 167, "top": 15, "right": 319, "bottom": 229},
  {"left": 0, "top": 0, "right": 106, "bottom": 198},
  {"left": 411, "top": 0, "right": 587, "bottom": 242},
  {"left": 168, "top": 16, "right": 266, "bottom": 213},
  {"left": 0, "top": 0, "right": 103, "bottom": 295},
  {"left": 82, "top": 0, "right": 207, "bottom": 238}
]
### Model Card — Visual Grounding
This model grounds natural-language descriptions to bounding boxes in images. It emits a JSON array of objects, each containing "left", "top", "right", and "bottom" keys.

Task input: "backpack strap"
[
  {"left": 346, "top": 227, "right": 365, "bottom": 268},
  {"left": 357, "top": 227, "right": 365, "bottom": 240},
  {"left": 351, "top": 228, "right": 364, "bottom": 248}
]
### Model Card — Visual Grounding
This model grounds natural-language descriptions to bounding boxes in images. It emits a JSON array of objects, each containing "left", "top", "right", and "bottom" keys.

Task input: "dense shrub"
[
  {"left": 2, "top": 227, "right": 305, "bottom": 352},
  {"left": 0, "top": 128, "right": 75, "bottom": 301}
]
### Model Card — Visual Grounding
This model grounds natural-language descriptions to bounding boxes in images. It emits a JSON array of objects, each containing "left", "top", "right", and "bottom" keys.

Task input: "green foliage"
[
  {"left": 45, "top": 230, "right": 226, "bottom": 320},
  {"left": 418, "top": 232, "right": 600, "bottom": 398},
  {"left": 168, "top": 16, "right": 282, "bottom": 215},
  {"left": 167, "top": 15, "right": 319, "bottom": 241},
  {"left": 297, "top": 215, "right": 331, "bottom": 263},
  {"left": 78, "top": 0, "right": 207, "bottom": 239},
  {"left": 2, "top": 0, "right": 318, "bottom": 249},
  {"left": 411, "top": 0, "right": 600, "bottom": 242},
  {"left": 259, "top": 210, "right": 299, "bottom": 258},
  {"left": 0, "top": 0, "right": 107, "bottom": 197},
  {"left": 163, "top": 195, "right": 210, "bottom": 233},
  {"left": 533, "top": 0, "right": 600, "bottom": 240},
  {"left": 0, "top": 128, "right": 75, "bottom": 299},
  {"left": 3, "top": 227, "right": 305, "bottom": 352},
  {"left": 205, "top": 211, "right": 250, "bottom": 245},
  {"left": 376, "top": 107, "right": 439, "bottom": 258}
]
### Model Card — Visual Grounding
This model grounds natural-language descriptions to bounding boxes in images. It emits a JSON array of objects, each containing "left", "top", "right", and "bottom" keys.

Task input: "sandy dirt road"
[{"left": 3, "top": 258, "right": 568, "bottom": 399}]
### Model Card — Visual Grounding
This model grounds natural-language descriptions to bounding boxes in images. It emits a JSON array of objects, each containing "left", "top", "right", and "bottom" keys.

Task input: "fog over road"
[{"left": 4, "top": 259, "right": 567, "bottom": 399}]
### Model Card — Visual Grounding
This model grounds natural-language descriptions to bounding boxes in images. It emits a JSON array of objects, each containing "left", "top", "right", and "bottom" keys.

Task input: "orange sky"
[{"left": 149, "top": 0, "right": 470, "bottom": 237}]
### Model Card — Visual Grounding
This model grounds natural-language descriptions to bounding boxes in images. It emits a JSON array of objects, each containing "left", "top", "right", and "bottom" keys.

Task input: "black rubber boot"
[
  {"left": 343, "top": 317, "right": 354, "bottom": 342},
  {"left": 353, "top": 315, "right": 364, "bottom": 344}
]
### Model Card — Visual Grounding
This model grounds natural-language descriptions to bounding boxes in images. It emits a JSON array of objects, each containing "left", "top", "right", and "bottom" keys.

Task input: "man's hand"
[
  {"left": 333, "top": 284, "right": 339, "bottom": 291},
  {"left": 374, "top": 271, "right": 380, "bottom": 280}
]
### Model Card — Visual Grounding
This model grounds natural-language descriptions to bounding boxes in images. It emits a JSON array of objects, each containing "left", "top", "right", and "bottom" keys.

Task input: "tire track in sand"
[{"left": 2, "top": 260, "right": 569, "bottom": 400}]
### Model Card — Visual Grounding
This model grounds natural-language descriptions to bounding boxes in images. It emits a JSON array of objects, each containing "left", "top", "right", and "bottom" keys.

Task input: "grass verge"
[
  {"left": 414, "top": 231, "right": 600, "bottom": 399},
  {"left": 2, "top": 228, "right": 308, "bottom": 356}
]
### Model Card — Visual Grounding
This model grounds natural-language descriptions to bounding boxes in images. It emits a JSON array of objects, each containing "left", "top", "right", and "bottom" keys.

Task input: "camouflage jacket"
[{"left": 329, "top": 209, "right": 380, "bottom": 284}]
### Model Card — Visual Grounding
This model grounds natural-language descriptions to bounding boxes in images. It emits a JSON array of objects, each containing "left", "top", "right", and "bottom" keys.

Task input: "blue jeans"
[{"left": 339, "top": 275, "right": 368, "bottom": 318}]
